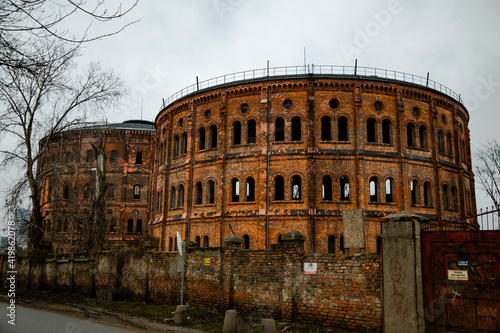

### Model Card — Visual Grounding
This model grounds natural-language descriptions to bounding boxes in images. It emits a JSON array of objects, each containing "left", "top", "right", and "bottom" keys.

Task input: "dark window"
[
  {"left": 278, "top": 235, "right": 283, "bottom": 244},
  {"left": 66, "top": 151, "right": 72, "bottom": 164},
  {"left": 369, "top": 177, "right": 378, "bottom": 202},
  {"left": 328, "top": 235, "right": 335, "bottom": 253},
  {"left": 338, "top": 117, "right": 348, "bottom": 141},
  {"left": 63, "top": 184, "right": 70, "bottom": 200},
  {"left": 210, "top": 125, "right": 218, "bottom": 148},
  {"left": 411, "top": 180, "right": 419, "bottom": 205},
  {"left": 178, "top": 185, "right": 184, "bottom": 207},
  {"left": 127, "top": 219, "right": 133, "bottom": 233},
  {"left": 241, "top": 103, "right": 249, "bottom": 113},
  {"left": 340, "top": 235, "right": 345, "bottom": 253},
  {"left": 385, "top": 178, "right": 394, "bottom": 203},
  {"left": 283, "top": 99, "right": 293, "bottom": 109},
  {"left": 322, "top": 176, "right": 333, "bottom": 201},
  {"left": 321, "top": 116, "right": 331, "bottom": 141},
  {"left": 291, "top": 117, "right": 301, "bottom": 141},
  {"left": 110, "top": 218, "right": 116, "bottom": 233},
  {"left": 275, "top": 117, "right": 285, "bottom": 141},
  {"left": 136, "top": 219, "right": 142, "bottom": 234},
  {"left": 233, "top": 121, "right": 241, "bottom": 145},
  {"left": 196, "top": 182, "right": 203, "bottom": 205},
  {"left": 407, "top": 123, "right": 415, "bottom": 147},
  {"left": 180, "top": 133, "right": 187, "bottom": 154},
  {"left": 133, "top": 185, "right": 140, "bottom": 200},
  {"left": 419, "top": 125, "right": 427, "bottom": 149},
  {"left": 274, "top": 176, "right": 284, "bottom": 200},
  {"left": 438, "top": 130, "right": 444, "bottom": 153},
  {"left": 451, "top": 186, "right": 457, "bottom": 210},
  {"left": 247, "top": 120, "right": 256, "bottom": 144},
  {"left": 424, "top": 181, "right": 431, "bottom": 206},
  {"left": 412, "top": 107, "right": 420, "bottom": 117},
  {"left": 376, "top": 236, "right": 382, "bottom": 253},
  {"left": 443, "top": 184, "right": 449, "bottom": 209},
  {"left": 243, "top": 235, "right": 250, "bottom": 249},
  {"left": 108, "top": 183, "right": 115, "bottom": 199},
  {"left": 110, "top": 150, "right": 118, "bottom": 164},
  {"left": 169, "top": 237, "right": 173, "bottom": 251},
  {"left": 56, "top": 219, "right": 62, "bottom": 232},
  {"left": 205, "top": 110, "right": 211, "bottom": 119},
  {"left": 84, "top": 184, "right": 90, "bottom": 200},
  {"left": 48, "top": 185, "right": 53, "bottom": 200},
  {"left": 174, "top": 135, "right": 179, "bottom": 157},
  {"left": 340, "top": 176, "right": 349, "bottom": 201},
  {"left": 231, "top": 179, "right": 240, "bottom": 202},
  {"left": 447, "top": 132, "right": 453, "bottom": 156},
  {"left": 170, "top": 187, "right": 176, "bottom": 208},
  {"left": 374, "top": 101, "right": 383, "bottom": 111},
  {"left": 86, "top": 150, "right": 94, "bottom": 163},
  {"left": 329, "top": 99, "right": 339, "bottom": 109},
  {"left": 195, "top": 236, "right": 201, "bottom": 247},
  {"left": 63, "top": 218, "right": 68, "bottom": 233},
  {"left": 207, "top": 181, "right": 215, "bottom": 204},
  {"left": 135, "top": 151, "right": 143, "bottom": 164},
  {"left": 292, "top": 175, "right": 301, "bottom": 200},
  {"left": 246, "top": 178, "right": 255, "bottom": 202},
  {"left": 382, "top": 119, "right": 391, "bottom": 144},
  {"left": 203, "top": 235, "right": 209, "bottom": 247},
  {"left": 367, "top": 118, "right": 376, "bottom": 143},
  {"left": 198, "top": 127, "right": 206, "bottom": 150}
]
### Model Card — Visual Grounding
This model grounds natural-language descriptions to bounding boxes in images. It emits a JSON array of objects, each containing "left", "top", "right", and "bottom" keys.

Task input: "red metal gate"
[{"left": 421, "top": 231, "right": 500, "bottom": 332}]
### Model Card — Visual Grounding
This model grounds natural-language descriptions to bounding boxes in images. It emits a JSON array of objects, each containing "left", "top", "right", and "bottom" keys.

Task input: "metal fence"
[
  {"left": 160, "top": 64, "right": 463, "bottom": 110},
  {"left": 478, "top": 206, "right": 500, "bottom": 230}
]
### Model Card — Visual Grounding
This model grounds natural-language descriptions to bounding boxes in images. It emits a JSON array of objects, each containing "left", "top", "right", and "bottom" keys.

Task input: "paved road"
[{"left": 0, "top": 304, "right": 150, "bottom": 333}]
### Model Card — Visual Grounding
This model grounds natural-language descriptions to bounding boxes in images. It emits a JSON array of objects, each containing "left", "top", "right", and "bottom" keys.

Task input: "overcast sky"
[{"left": 2, "top": 0, "right": 500, "bottom": 229}]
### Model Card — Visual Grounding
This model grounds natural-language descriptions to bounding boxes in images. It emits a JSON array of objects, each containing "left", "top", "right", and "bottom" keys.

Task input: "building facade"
[
  {"left": 151, "top": 66, "right": 476, "bottom": 253},
  {"left": 39, "top": 120, "right": 156, "bottom": 252}
]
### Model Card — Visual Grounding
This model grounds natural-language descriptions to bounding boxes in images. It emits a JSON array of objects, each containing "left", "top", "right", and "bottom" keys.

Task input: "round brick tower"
[{"left": 152, "top": 65, "right": 476, "bottom": 253}]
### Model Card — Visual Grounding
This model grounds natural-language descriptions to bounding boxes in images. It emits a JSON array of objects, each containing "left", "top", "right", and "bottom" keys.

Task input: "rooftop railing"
[{"left": 160, "top": 64, "right": 463, "bottom": 110}]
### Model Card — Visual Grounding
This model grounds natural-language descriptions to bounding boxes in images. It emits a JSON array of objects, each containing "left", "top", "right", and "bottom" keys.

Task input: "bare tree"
[
  {"left": 0, "top": 40, "right": 124, "bottom": 259},
  {"left": 475, "top": 139, "right": 500, "bottom": 211}
]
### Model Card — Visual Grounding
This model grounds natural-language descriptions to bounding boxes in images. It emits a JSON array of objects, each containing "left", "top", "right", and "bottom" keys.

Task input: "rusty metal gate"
[{"left": 421, "top": 231, "right": 500, "bottom": 332}]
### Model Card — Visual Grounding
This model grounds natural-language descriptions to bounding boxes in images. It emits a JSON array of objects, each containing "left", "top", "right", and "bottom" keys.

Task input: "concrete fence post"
[
  {"left": 381, "top": 211, "right": 428, "bottom": 333},
  {"left": 223, "top": 234, "right": 243, "bottom": 310}
]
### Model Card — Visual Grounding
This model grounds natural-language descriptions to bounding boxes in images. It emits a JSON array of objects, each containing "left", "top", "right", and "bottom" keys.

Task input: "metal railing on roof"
[{"left": 160, "top": 64, "right": 463, "bottom": 110}]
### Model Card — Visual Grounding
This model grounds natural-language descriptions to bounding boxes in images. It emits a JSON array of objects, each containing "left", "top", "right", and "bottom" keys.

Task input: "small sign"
[
  {"left": 204, "top": 258, "right": 211, "bottom": 266},
  {"left": 304, "top": 263, "right": 317, "bottom": 274},
  {"left": 457, "top": 260, "right": 468, "bottom": 267},
  {"left": 448, "top": 269, "right": 468, "bottom": 281}
]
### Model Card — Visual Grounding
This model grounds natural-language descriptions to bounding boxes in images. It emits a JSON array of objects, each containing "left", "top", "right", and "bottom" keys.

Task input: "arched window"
[
  {"left": 274, "top": 176, "right": 284, "bottom": 200},
  {"left": 133, "top": 185, "right": 140, "bottom": 200},
  {"left": 340, "top": 176, "right": 350, "bottom": 201},
  {"left": 328, "top": 235, "right": 335, "bottom": 253},
  {"left": 338, "top": 117, "right": 348, "bottom": 141},
  {"left": 207, "top": 181, "right": 215, "bottom": 204},
  {"left": 424, "top": 181, "right": 431, "bottom": 206},
  {"left": 110, "top": 150, "right": 118, "bottom": 164},
  {"left": 321, "top": 116, "right": 331, "bottom": 141},
  {"left": 180, "top": 133, "right": 187, "bottom": 154},
  {"left": 63, "top": 218, "right": 69, "bottom": 232},
  {"left": 135, "top": 151, "right": 143, "bottom": 164},
  {"left": 233, "top": 121, "right": 241, "bottom": 145},
  {"left": 203, "top": 235, "right": 209, "bottom": 247},
  {"left": 210, "top": 125, "right": 218, "bottom": 148},
  {"left": 291, "top": 175, "right": 301, "bottom": 200},
  {"left": 66, "top": 151, "right": 72, "bottom": 163},
  {"left": 369, "top": 177, "right": 378, "bottom": 202},
  {"left": 178, "top": 185, "right": 184, "bottom": 207},
  {"left": 340, "top": 235, "right": 345, "bottom": 254},
  {"left": 174, "top": 135, "right": 180, "bottom": 157},
  {"left": 443, "top": 184, "right": 449, "bottom": 209},
  {"left": 322, "top": 176, "right": 333, "bottom": 201},
  {"left": 195, "top": 236, "right": 201, "bottom": 247},
  {"left": 246, "top": 177, "right": 255, "bottom": 202},
  {"left": 376, "top": 236, "right": 382, "bottom": 253},
  {"left": 56, "top": 219, "right": 62, "bottom": 232},
  {"left": 451, "top": 186, "right": 457, "bottom": 210},
  {"left": 411, "top": 180, "right": 419, "bottom": 205},
  {"left": 110, "top": 218, "right": 117, "bottom": 233},
  {"left": 438, "top": 130, "right": 444, "bottom": 153},
  {"left": 169, "top": 237, "right": 173, "bottom": 251},
  {"left": 275, "top": 117, "right": 285, "bottom": 141},
  {"left": 63, "top": 184, "right": 70, "bottom": 200},
  {"left": 278, "top": 234, "right": 283, "bottom": 244},
  {"left": 170, "top": 187, "right": 176, "bottom": 209},
  {"left": 84, "top": 184, "right": 90, "bottom": 200},
  {"left": 86, "top": 149, "right": 94, "bottom": 163},
  {"left": 127, "top": 219, "right": 134, "bottom": 233},
  {"left": 108, "top": 183, "right": 115, "bottom": 199},
  {"left": 136, "top": 219, "right": 143, "bottom": 234},
  {"left": 231, "top": 178, "right": 240, "bottom": 202},
  {"left": 447, "top": 132, "right": 453, "bottom": 156},
  {"left": 382, "top": 119, "right": 391, "bottom": 144},
  {"left": 291, "top": 117, "right": 301, "bottom": 141},
  {"left": 198, "top": 127, "right": 206, "bottom": 150},
  {"left": 243, "top": 235, "right": 250, "bottom": 249},
  {"left": 407, "top": 123, "right": 415, "bottom": 147},
  {"left": 385, "top": 178, "right": 394, "bottom": 203},
  {"left": 196, "top": 182, "right": 203, "bottom": 205},
  {"left": 419, "top": 125, "right": 427, "bottom": 149},
  {"left": 367, "top": 118, "right": 376, "bottom": 143},
  {"left": 247, "top": 119, "right": 257, "bottom": 144}
]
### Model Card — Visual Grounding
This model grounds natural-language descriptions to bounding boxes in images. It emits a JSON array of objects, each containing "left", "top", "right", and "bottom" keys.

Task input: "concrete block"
[
  {"left": 174, "top": 305, "right": 188, "bottom": 325},
  {"left": 223, "top": 309, "right": 238, "bottom": 333},
  {"left": 261, "top": 318, "right": 277, "bottom": 333}
]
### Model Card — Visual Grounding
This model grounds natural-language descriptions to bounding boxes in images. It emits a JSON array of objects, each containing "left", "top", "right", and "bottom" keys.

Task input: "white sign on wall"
[{"left": 304, "top": 263, "right": 317, "bottom": 274}]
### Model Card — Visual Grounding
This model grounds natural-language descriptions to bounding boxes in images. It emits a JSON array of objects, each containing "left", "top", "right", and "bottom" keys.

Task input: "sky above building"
[{"left": 1, "top": 0, "right": 499, "bottom": 231}]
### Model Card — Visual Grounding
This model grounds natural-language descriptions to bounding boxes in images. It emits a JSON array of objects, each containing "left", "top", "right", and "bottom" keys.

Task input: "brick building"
[
  {"left": 152, "top": 65, "right": 476, "bottom": 253},
  {"left": 39, "top": 120, "right": 156, "bottom": 252}
]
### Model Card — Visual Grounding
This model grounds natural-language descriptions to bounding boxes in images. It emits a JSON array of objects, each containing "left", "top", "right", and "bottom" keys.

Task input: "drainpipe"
[{"left": 266, "top": 87, "right": 271, "bottom": 249}]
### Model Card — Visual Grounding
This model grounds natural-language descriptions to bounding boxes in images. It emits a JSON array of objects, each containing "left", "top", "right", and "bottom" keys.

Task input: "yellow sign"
[
  {"left": 448, "top": 269, "right": 468, "bottom": 281},
  {"left": 204, "top": 258, "right": 211, "bottom": 266}
]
